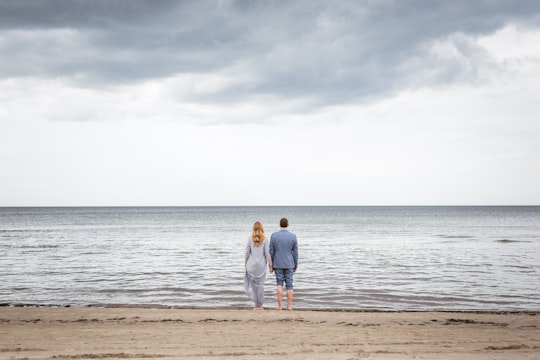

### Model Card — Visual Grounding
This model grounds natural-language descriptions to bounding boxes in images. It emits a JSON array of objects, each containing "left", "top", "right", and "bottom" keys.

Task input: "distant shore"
[{"left": 1, "top": 306, "right": 538, "bottom": 359}]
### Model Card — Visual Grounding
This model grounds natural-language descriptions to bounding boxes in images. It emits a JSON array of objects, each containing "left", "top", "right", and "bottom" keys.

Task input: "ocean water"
[{"left": 1, "top": 206, "right": 539, "bottom": 311}]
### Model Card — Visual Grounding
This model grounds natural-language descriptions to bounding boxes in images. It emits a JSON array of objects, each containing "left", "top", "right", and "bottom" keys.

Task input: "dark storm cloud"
[{"left": 1, "top": 0, "right": 540, "bottom": 105}]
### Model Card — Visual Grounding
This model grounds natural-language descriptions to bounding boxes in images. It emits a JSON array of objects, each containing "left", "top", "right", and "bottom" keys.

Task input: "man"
[{"left": 269, "top": 218, "right": 298, "bottom": 310}]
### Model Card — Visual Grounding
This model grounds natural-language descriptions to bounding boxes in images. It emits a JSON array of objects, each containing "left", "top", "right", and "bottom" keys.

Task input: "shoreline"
[
  {"left": 1, "top": 302, "right": 539, "bottom": 314},
  {"left": 1, "top": 306, "right": 538, "bottom": 359}
]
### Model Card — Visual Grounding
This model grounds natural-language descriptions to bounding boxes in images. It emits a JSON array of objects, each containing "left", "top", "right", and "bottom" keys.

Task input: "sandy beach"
[{"left": 0, "top": 307, "right": 538, "bottom": 359}]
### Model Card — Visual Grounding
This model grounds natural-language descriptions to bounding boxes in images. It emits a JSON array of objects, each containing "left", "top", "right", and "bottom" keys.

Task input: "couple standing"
[{"left": 244, "top": 218, "right": 298, "bottom": 310}]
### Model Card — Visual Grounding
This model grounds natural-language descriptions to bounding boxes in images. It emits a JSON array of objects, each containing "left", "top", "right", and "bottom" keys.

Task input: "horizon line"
[{"left": 1, "top": 204, "right": 539, "bottom": 208}]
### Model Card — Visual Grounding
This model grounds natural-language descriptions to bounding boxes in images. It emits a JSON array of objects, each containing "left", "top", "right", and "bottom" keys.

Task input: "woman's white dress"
[{"left": 244, "top": 237, "right": 271, "bottom": 307}]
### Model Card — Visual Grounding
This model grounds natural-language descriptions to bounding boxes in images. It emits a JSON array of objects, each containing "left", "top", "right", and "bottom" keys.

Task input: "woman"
[{"left": 244, "top": 221, "right": 272, "bottom": 310}]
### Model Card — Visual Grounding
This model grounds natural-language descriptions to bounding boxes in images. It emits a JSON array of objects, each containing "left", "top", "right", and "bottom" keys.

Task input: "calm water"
[{"left": 1, "top": 206, "right": 539, "bottom": 311}]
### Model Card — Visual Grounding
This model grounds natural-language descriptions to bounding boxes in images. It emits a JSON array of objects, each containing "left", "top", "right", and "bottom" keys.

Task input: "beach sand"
[{"left": 0, "top": 307, "right": 538, "bottom": 359}]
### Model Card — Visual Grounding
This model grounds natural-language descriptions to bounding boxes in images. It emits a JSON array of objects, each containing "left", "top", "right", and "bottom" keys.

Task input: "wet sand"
[{"left": 0, "top": 307, "right": 538, "bottom": 359}]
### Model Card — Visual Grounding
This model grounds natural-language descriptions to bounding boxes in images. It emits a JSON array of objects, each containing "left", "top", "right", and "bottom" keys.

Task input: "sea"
[{"left": 1, "top": 206, "right": 539, "bottom": 311}]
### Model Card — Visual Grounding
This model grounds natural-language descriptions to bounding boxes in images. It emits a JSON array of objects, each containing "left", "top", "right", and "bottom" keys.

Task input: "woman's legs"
[{"left": 255, "top": 284, "right": 264, "bottom": 308}]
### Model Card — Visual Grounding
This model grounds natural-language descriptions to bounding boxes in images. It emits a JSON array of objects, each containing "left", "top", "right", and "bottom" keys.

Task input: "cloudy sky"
[{"left": 1, "top": 0, "right": 539, "bottom": 206}]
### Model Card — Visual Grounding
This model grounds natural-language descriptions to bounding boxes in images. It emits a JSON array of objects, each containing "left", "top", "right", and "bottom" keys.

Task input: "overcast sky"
[{"left": 1, "top": 0, "right": 539, "bottom": 206}]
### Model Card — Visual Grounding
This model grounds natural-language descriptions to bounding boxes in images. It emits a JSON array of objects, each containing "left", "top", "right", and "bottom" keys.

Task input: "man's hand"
[{"left": 269, "top": 266, "right": 273, "bottom": 273}]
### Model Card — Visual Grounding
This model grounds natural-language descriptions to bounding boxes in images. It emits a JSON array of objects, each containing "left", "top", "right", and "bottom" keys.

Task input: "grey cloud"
[
  {"left": 0, "top": 0, "right": 171, "bottom": 29},
  {"left": 1, "top": 0, "right": 540, "bottom": 106}
]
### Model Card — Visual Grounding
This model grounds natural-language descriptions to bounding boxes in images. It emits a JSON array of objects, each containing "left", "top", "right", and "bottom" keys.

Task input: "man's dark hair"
[{"left": 280, "top": 218, "right": 289, "bottom": 228}]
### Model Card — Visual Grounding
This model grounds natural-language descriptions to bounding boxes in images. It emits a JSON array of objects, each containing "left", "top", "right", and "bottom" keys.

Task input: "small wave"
[
  {"left": 436, "top": 235, "right": 475, "bottom": 239},
  {"left": 0, "top": 229, "right": 55, "bottom": 233},
  {"left": 96, "top": 289, "right": 151, "bottom": 294},
  {"left": 495, "top": 239, "right": 529, "bottom": 243},
  {"left": 18, "top": 244, "right": 61, "bottom": 249}
]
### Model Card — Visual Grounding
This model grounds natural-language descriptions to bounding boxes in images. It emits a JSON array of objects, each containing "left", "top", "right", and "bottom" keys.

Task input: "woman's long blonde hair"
[{"left": 251, "top": 221, "right": 265, "bottom": 246}]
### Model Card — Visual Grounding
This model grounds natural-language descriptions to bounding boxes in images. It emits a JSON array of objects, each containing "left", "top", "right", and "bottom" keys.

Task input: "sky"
[{"left": 1, "top": 0, "right": 540, "bottom": 206}]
